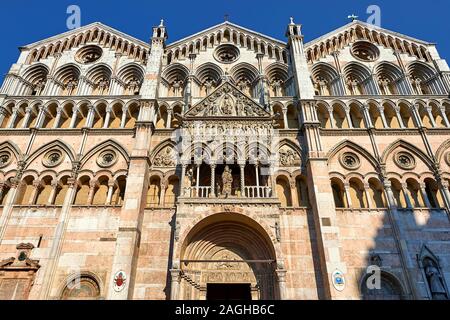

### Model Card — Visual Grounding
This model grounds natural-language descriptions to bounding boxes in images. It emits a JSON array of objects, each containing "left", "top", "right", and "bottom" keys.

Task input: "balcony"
[{"left": 183, "top": 186, "right": 273, "bottom": 199}]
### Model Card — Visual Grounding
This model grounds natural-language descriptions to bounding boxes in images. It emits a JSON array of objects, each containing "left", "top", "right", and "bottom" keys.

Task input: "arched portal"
[{"left": 177, "top": 213, "right": 279, "bottom": 300}]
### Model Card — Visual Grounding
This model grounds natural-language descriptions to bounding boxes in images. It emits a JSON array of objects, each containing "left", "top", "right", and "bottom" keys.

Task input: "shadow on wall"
[{"left": 356, "top": 204, "right": 450, "bottom": 300}]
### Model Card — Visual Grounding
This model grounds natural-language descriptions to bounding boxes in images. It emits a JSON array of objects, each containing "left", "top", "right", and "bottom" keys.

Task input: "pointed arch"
[
  {"left": 327, "top": 139, "right": 379, "bottom": 169},
  {"left": 0, "top": 140, "right": 23, "bottom": 163},
  {"left": 150, "top": 139, "right": 178, "bottom": 164},
  {"left": 79, "top": 139, "right": 130, "bottom": 167},
  {"left": 24, "top": 140, "right": 76, "bottom": 170},
  {"left": 381, "top": 139, "right": 434, "bottom": 168},
  {"left": 435, "top": 138, "right": 450, "bottom": 163}
]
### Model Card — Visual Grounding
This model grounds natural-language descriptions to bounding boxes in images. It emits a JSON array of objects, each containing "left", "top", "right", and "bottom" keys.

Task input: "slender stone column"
[
  {"left": 378, "top": 105, "right": 389, "bottom": 128},
  {"left": 0, "top": 108, "right": 7, "bottom": 128},
  {"left": 327, "top": 106, "right": 335, "bottom": 128},
  {"left": 394, "top": 107, "right": 405, "bottom": 128},
  {"left": 47, "top": 180, "right": 60, "bottom": 205},
  {"left": 103, "top": 106, "right": 112, "bottom": 128},
  {"left": 180, "top": 164, "right": 187, "bottom": 197},
  {"left": 53, "top": 107, "right": 63, "bottom": 129},
  {"left": 106, "top": 181, "right": 115, "bottom": 205},
  {"left": 276, "top": 269, "right": 287, "bottom": 300},
  {"left": 255, "top": 164, "right": 260, "bottom": 197},
  {"left": 424, "top": 106, "right": 436, "bottom": 128},
  {"left": 440, "top": 107, "right": 450, "bottom": 128},
  {"left": 239, "top": 163, "right": 245, "bottom": 197},
  {"left": 419, "top": 183, "right": 432, "bottom": 208},
  {"left": 7, "top": 108, "right": 19, "bottom": 128},
  {"left": 28, "top": 180, "right": 42, "bottom": 205},
  {"left": 281, "top": 107, "right": 288, "bottom": 129},
  {"left": 87, "top": 181, "right": 97, "bottom": 205},
  {"left": 344, "top": 107, "right": 353, "bottom": 128},
  {"left": 22, "top": 107, "right": 33, "bottom": 128},
  {"left": 170, "top": 269, "right": 181, "bottom": 300},
  {"left": 166, "top": 107, "right": 172, "bottom": 129},
  {"left": 120, "top": 106, "right": 128, "bottom": 128},
  {"left": 344, "top": 183, "right": 353, "bottom": 208},
  {"left": 69, "top": 106, "right": 79, "bottom": 128},
  {"left": 439, "top": 180, "right": 450, "bottom": 209},
  {"left": 364, "top": 183, "right": 373, "bottom": 209},
  {"left": 401, "top": 183, "right": 413, "bottom": 209},
  {"left": 159, "top": 181, "right": 167, "bottom": 206},
  {"left": 86, "top": 105, "right": 95, "bottom": 128},
  {"left": 35, "top": 105, "right": 47, "bottom": 128},
  {"left": 290, "top": 180, "right": 299, "bottom": 207},
  {"left": 210, "top": 163, "right": 216, "bottom": 197},
  {"left": 361, "top": 104, "right": 373, "bottom": 128},
  {"left": 196, "top": 164, "right": 200, "bottom": 191}
]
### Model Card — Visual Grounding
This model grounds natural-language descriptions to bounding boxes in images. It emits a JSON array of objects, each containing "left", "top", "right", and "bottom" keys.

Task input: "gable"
[
  {"left": 185, "top": 81, "right": 271, "bottom": 118},
  {"left": 167, "top": 21, "right": 286, "bottom": 49},
  {"left": 305, "top": 20, "right": 433, "bottom": 64},
  {"left": 24, "top": 22, "right": 149, "bottom": 65}
]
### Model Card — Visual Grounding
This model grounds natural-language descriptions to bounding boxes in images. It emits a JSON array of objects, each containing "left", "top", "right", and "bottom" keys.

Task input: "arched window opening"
[
  {"left": 54, "top": 176, "right": 69, "bottom": 205},
  {"left": 164, "top": 176, "right": 179, "bottom": 207},
  {"left": 286, "top": 105, "right": 299, "bottom": 129},
  {"left": 16, "top": 176, "right": 35, "bottom": 205},
  {"left": 424, "top": 178, "right": 443, "bottom": 209},
  {"left": 331, "top": 178, "right": 346, "bottom": 208},
  {"left": 349, "top": 178, "right": 367, "bottom": 208},
  {"left": 146, "top": 176, "right": 161, "bottom": 208},
  {"left": 406, "top": 178, "right": 425, "bottom": 208},
  {"left": 35, "top": 176, "right": 53, "bottom": 205},
  {"left": 111, "top": 176, "right": 126, "bottom": 206},
  {"left": 276, "top": 176, "right": 292, "bottom": 207},
  {"left": 317, "top": 104, "right": 331, "bottom": 128},
  {"left": 92, "top": 176, "right": 109, "bottom": 205},
  {"left": 61, "top": 275, "right": 101, "bottom": 300},
  {"left": 368, "top": 178, "right": 386, "bottom": 208},
  {"left": 296, "top": 176, "right": 309, "bottom": 207},
  {"left": 73, "top": 176, "right": 91, "bottom": 205}
]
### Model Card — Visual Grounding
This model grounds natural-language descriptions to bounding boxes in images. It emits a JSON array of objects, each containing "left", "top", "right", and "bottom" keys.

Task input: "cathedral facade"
[{"left": 0, "top": 18, "right": 449, "bottom": 300}]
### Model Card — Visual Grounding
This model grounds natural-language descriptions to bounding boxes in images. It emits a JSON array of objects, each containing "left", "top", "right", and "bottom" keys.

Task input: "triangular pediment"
[
  {"left": 305, "top": 20, "right": 433, "bottom": 63},
  {"left": 185, "top": 81, "right": 271, "bottom": 119},
  {"left": 23, "top": 22, "right": 149, "bottom": 50},
  {"left": 305, "top": 20, "right": 431, "bottom": 49},
  {"left": 167, "top": 21, "right": 286, "bottom": 50},
  {"left": 0, "top": 257, "right": 40, "bottom": 270}
]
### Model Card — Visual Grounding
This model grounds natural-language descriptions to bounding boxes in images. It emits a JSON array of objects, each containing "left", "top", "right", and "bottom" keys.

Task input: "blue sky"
[{"left": 1, "top": 0, "right": 449, "bottom": 82}]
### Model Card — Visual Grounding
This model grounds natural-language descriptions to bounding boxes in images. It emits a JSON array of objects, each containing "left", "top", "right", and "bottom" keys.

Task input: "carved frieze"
[{"left": 186, "top": 82, "right": 270, "bottom": 118}]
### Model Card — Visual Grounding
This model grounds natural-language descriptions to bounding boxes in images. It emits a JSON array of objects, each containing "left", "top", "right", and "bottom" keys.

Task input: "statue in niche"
[
  {"left": 271, "top": 78, "right": 284, "bottom": 96},
  {"left": 220, "top": 95, "right": 234, "bottom": 115},
  {"left": 203, "top": 78, "right": 215, "bottom": 95},
  {"left": 127, "top": 78, "right": 141, "bottom": 94},
  {"left": 172, "top": 78, "right": 184, "bottom": 96},
  {"left": 96, "top": 78, "right": 109, "bottom": 95},
  {"left": 222, "top": 165, "right": 233, "bottom": 198},
  {"left": 34, "top": 79, "right": 46, "bottom": 95},
  {"left": 65, "top": 79, "right": 78, "bottom": 95},
  {"left": 424, "top": 258, "right": 448, "bottom": 300}
]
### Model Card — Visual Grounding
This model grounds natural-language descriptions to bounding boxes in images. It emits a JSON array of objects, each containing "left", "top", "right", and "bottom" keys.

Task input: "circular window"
[
  {"left": 75, "top": 45, "right": 103, "bottom": 64},
  {"left": 0, "top": 151, "right": 12, "bottom": 168},
  {"left": 351, "top": 41, "right": 380, "bottom": 62},
  {"left": 97, "top": 150, "right": 117, "bottom": 168},
  {"left": 340, "top": 152, "right": 361, "bottom": 170},
  {"left": 214, "top": 44, "right": 240, "bottom": 64},
  {"left": 43, "top": 150, "right": 64, "bottom": 167},
  {"left": 394, "top": 151, "right": 416, "bottom": 170}
]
